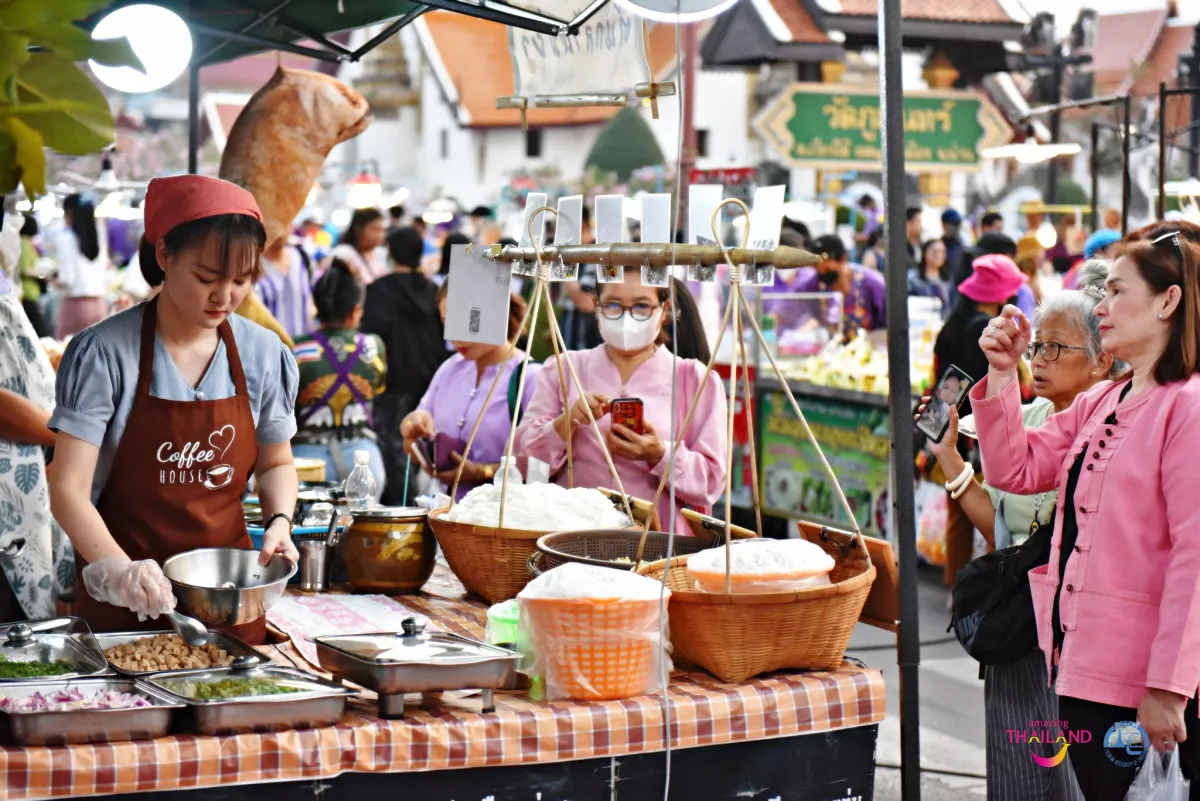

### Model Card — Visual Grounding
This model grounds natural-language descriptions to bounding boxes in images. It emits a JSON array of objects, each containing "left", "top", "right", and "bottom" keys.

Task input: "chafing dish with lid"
[
  {"left": 0, "top": 618, "right": 108, "bottom": 681},
  {"left": 142, "top": 664, "right": 355, "bottom": 735},
  {"left": 0, "top": 678, "right": 182, "bottom": 746},
  {"left": 315, "top": 617, "right": 519, "bottom": 719}
]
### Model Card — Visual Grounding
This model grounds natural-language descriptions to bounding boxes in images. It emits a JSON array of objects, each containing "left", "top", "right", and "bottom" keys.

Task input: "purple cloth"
[
  {"left": 417, "top": 353, "right": 543, "bottom": 500},
  {"left": 257, "top": 247, "right": 313, "bottom": 339},
  {"left": 763, "top": 265, "right": 887, "bottom": 333},
  {"left": 1016, "top": 284, "right": 1037, "bottom": 318}
]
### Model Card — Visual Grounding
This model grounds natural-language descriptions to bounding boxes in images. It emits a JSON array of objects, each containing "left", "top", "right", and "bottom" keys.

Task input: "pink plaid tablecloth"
[{"left": 0, "top": 566, "right": 886, "bottom": 799}]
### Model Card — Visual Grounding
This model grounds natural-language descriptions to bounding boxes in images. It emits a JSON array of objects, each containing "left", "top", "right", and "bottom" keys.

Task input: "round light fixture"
[
  {"left": 1035, "top": 221, "right": 1057, "bottom": 249},
  {"left": 346, "top": 170, "right": 383, "bottom": 209},
  {"left": 614, "top": 0, "right": 740, "bottom": 23},
  {"left": 90, "top": 4, "right": 193, "bottom": 94},
  {"left": 331, "top": 208, "right": 352, "bottom": 228}
]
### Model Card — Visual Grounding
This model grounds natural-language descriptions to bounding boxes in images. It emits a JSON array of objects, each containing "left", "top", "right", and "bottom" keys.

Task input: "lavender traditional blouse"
[{"left": 417, "top": 353, "right": 542, "bottom": 500}]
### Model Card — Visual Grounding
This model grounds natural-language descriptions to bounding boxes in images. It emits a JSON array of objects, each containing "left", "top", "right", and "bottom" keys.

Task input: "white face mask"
[{"left": 598, "top": 308, "right": 662, "bottom": 352}]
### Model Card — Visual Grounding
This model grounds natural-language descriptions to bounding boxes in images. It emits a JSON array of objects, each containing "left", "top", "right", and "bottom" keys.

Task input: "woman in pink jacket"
[
  {"left": 516, "top": 271, "right": 727, "bottom": 535},
  {"left": 972, "top": 228, "right": 1200, "bottom": 799}
]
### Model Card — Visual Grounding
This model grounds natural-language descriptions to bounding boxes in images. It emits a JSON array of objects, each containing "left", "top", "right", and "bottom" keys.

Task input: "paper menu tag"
[
  {"left": 688, "top": 184, "right": 724, "bottom": 282},
  {"left": 639, "top": 193, "right": 672, "bottom": 288},
  {"left": 444, "top": 245, "right": 512, "bottom": 346},
  {"left": 594, "top": 194, "right": 625, "bottom": 284},
  {"left": 515, "top": 192, "right": 549, "bottom": 277},
  {"left": 549, "top": 194, "right": 583, "bottom": 282},
  {"left": 745, "top": 185, "right": 786, "bottom": 286}
]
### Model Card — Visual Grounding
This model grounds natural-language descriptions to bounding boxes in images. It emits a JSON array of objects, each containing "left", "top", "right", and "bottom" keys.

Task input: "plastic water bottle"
[
  {"left": 343, "top": 450, "right": 378, "bottom": 512},
  {"left": 492, "top": 456, "right": 523, "bottom": 487}
]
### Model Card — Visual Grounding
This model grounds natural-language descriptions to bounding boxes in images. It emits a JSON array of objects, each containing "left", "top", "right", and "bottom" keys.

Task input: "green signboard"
[
  {"left": 753, "top": 83, "right": 1011, "bottom": 172},
  {"left": 758, "top": 388, "right": 891, "bottom": 537}
]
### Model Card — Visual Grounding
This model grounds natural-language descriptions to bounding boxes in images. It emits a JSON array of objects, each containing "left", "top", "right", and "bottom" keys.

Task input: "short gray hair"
[{"left": 1036, "top": 259, "right": 1126, "bottom": 378}]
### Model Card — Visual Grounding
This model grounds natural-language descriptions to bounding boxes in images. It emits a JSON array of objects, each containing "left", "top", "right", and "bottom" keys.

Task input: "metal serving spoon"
[{"left": 167, "top": 610, "right": 210, "bottom": 647}]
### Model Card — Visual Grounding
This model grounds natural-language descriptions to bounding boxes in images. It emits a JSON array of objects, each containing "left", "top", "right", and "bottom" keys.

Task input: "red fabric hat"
[
  {"left": 959, "top": 253, "right": 1028, "bottom": 304},
  {"left": 142, "top": 175, "right": 262, "bottom": 245}
]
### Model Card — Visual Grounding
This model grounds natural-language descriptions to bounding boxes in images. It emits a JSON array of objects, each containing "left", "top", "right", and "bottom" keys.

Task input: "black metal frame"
[
  {"left": 1155, "top": 83, "right": 1200, "bottom": 218},
  {"left": 1020, "top": 93, "right": 1134, "bottom": 234}
]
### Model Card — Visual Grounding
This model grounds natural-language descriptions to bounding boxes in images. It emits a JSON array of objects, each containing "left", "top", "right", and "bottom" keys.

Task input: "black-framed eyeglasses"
[
  {"left": 1152, "top": 231, "right": 1184, "bottom": 268},
  {"left": 600, "top": 302, "right": 660, "bottom": 321},
  {"left": 1026, "top": 341, "right": 1089, "bottom": 362}
]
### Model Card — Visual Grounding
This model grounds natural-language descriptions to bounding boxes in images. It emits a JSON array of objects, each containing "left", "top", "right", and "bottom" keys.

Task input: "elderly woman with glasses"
[
  {"left": 971, "top": 227, "right": 1200, "bottom": 799},
  {"left": 516, "top": 271, "right": 727, "bottom": 534},
  {"left": 918, "top": 261, "right": 1118, "bottom": 801}
]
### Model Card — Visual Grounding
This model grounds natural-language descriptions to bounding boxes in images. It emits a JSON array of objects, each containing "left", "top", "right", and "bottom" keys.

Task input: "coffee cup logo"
[{"left": 157, "top": 425, "right": 238, "bottom": 490}]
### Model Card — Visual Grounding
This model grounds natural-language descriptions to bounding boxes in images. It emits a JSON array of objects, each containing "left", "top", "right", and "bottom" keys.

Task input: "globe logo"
[{"left": 1103, "top": 721, "right": 1148, "bottom": 768}]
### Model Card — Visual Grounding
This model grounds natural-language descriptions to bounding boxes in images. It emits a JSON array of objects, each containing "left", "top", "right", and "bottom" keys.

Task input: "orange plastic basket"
[{"left": 519, "top": 595, "right": 664, "bottom": 701}]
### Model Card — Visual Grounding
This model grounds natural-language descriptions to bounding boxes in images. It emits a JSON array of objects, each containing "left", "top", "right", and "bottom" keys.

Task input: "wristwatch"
[{"left": 480, "top": 464, "right": 496, "bottom": 481}]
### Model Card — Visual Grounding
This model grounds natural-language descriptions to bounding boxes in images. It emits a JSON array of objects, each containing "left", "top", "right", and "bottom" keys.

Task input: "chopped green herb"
[
  {"left": 163, "top": 677, "right": 306, "bottom": 700},
  {"left": 0, "top": 654, "right": 74, "bottom": 678}
]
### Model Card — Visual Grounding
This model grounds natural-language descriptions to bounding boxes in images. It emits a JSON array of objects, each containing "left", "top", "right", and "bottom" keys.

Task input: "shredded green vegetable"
[
  {"left": 164, "top": 677, "right": 306, "bottom": 700},
  {"left": 0, "top": 654, "right": 73, "bottom": 678}
]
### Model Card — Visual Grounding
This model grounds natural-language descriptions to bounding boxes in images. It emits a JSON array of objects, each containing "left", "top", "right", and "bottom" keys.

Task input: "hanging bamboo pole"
[{"left": 486, "top": 242, "right": 820, "bottom": 269}]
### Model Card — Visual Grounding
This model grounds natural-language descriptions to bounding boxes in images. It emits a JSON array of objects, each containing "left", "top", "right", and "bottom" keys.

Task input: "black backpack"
[{"left": 948, "top": 515, "right": 1054, "bottom": 666}]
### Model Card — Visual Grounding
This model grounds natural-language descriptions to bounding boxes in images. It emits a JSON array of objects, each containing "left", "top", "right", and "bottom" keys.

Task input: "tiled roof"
[
  {"left": 763, "top": 0, "right": 833, "bottom": 43},
  {"left": 1090, "top": 9, "right": 1169, "bottom": 96},
  {"left": 199, "top": 51, "right": 316, "bottom": 91},
  {"left": 833, "top": 0, "right": 1017, "bottom": 23},
  {"left": 419, "top": 11, "right": 681, "bottom": 128}
]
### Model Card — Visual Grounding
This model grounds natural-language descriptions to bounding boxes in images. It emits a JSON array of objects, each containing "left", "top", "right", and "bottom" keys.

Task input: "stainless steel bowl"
[{"left": 162, "top": 548, "right": 297, "bottom": 627}]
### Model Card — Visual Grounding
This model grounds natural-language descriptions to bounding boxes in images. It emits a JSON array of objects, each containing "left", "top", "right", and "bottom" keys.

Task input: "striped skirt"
[{"left": 984, "top": 650, "right": 1084, "bottom": 801}]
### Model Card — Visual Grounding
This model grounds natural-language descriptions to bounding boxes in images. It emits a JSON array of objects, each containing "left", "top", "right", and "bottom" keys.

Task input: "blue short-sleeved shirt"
[{"left": 48, "top": 304, "right": 300, "bottom": 504}]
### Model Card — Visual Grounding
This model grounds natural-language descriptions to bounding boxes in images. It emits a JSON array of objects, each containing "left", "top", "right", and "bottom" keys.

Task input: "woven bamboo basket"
[{"left": 636, "top": 521, "right": 875, "bottom": 683}]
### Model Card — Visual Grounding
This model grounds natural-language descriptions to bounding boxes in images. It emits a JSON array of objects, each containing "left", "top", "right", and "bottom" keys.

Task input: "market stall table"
[{"left": 0, "top": 565, "right": 885, "bottom": 801}]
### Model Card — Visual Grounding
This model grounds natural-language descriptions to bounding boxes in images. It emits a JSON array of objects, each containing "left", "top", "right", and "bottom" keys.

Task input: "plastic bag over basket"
[
  {"left": 686, "top": 538, "right": 835, "bottom": 593},
  {"left": 518, "top": 563, "right": 672, "bottom": 701}
]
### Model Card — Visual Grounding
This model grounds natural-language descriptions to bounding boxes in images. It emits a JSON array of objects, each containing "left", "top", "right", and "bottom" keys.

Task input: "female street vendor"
[
  {"left": 516, "top": 271, "right": 727, "bottom": 534},
  {"left": 48, "top": 175, "right": 300, "bottom": 643}
]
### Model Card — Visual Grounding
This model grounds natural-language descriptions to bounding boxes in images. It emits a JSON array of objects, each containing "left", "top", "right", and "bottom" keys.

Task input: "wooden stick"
[
  {"left": 736, "top": 294, "right": 764, "bottom": 539},
  {"left": 543, "top": 281, "right": 573, "bottom": 488},
  {"left": 448, "top": 279, "right": 538, "bottom": 506},
  {"left": 540, "top": 277, "right": 636, "bottom": 526},
  {"left": 486, "top": 243, "right": 820, "bottom": 269},
  {"left": 497, "top": 278, "right": 544, "bottom": 528},
  {"left": 736, "top": 289, "right": 872, "bottom": 567}
]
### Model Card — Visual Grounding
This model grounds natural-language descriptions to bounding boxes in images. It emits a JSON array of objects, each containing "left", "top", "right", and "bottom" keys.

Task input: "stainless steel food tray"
[
  {"left": 142, "top": 665, "right": 356, "bottom": 735},
  {"left": 314, "top": 619, "right": 518, "bottom": 719},
  {"left": 94, "top": 630, "right": 270, "bottom": 677},
  {"left": 0, "top": 618, "right": 109, "bottom": 682},
  {"left": 0, "top": 678, "right": 183, "bottom": 746}
]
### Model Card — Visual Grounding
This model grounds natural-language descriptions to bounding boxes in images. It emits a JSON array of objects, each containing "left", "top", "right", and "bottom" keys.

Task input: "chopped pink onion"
[{"left": 0, "top": 687, "right": 153, "bottom": 712}]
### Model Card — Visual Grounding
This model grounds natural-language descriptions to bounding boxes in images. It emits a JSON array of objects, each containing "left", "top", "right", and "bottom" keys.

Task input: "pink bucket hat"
[{"left": 959, "top": 253, "right": 1028, "bottom": 303}]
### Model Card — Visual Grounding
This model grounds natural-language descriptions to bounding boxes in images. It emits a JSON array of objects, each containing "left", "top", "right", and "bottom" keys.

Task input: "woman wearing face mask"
[
  {"left": 516, "top": 271, "right": 727, "bottom": 534},
  {"left": 972, "top": 228, "right": 1200, "bottom": 799},
  {"left": 48, "top": 176, "right": 300, "bottom": 643}
]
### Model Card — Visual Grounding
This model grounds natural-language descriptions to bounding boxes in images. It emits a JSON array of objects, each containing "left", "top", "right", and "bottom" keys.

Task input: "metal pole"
[
  {"left": 1190, "top": 22, "right": 1200, "bottom": 180},
  {"left": 187, "top": 58, "right": 200, "bottom": 175},
  {"left": 1048, "top": 46, "right": 1064, "bottom": 204},
  {"left": 1160, "top": 82, "right": 1169, "bottom": 220},
  {"left": 877, "top": 0, "right": 921, "bottom": 797},
  {"left": 1123, "top": 93, "right": 1132, "bottom": 235},
  {"left": 1091, "top": 121, "right": 1100, "bottom": 231},
  {"left": 676, "top": 22, "right": 698, "bottom": 237}
]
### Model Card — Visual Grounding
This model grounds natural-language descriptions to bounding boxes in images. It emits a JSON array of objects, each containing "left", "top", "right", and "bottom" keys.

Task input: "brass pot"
[{"left": 341, "top": 507, "right": 435, "bottom": 594}]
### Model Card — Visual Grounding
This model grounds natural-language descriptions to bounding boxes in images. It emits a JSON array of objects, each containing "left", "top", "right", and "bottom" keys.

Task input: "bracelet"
[
  {"left": 945, "top": 463, "right": 974, "bottom": 493},
  {"left": 265, "top": 513, "right": 293, "bottom": 533},
  {"left": 948, "top": 466, "right": 975, "bottom": 500}
]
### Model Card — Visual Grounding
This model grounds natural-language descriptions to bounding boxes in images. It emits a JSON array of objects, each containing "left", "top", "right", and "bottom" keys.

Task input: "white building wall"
[{"left": 645, "top": 69, "right": 755, "bottom": 168}]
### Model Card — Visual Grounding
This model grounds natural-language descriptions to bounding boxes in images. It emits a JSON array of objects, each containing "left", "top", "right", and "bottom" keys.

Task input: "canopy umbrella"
[{"left": 83, "top": 0, "right": 611, "bottom": 66}]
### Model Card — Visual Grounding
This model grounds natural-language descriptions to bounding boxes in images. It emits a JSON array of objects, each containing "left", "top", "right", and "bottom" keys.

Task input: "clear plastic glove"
[{"left": 81, "top": 557, "right": 177, "bottom": 622}]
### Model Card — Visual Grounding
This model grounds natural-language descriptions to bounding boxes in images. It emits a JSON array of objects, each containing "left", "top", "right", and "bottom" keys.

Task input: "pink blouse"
[{"left": 515, "top": 345, "right": 728, "bottom": 535}]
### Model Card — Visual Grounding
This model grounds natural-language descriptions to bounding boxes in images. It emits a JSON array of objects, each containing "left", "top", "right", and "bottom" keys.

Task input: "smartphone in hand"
[
  {"left": 916, "top": 365, "right": 973, "bottom": 443},
  {"left": 610, "top": 398, "right": 645, "bottom": 435}
]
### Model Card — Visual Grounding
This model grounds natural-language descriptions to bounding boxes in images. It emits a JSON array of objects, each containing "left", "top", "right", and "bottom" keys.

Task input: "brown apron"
[{"left": 76, "top": 299, "right": 266, "bottom": 643}]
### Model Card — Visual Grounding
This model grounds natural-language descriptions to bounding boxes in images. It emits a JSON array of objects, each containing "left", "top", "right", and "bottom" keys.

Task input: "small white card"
[
  {"left": 746, "top": 185, "right": 786, "bottom": 286},
  {"left": 549, "top": 194, "right": 583, "bottom": 282},
  {"left": 514, "top": 192, "right": 549, "bottom": 277},
  {"left": 688, "top": 184, "right": 724, "bottom": 282},
  {"left": 595, "top": 194, "right": 625, "bottom": 284},
  {"left": 444, "top": 245, "right": 512, "bottom": 346},
  {"left": 639, "top": 193, "right": 672, "bottom": 288}
]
